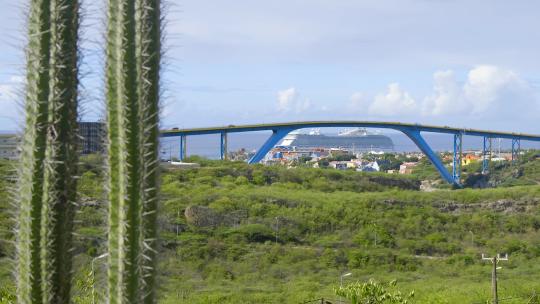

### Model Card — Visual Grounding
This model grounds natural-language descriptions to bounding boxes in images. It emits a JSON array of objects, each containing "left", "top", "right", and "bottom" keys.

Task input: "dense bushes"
[
  {"left": 175, "top": 159, "right": 420, "bottom": 192},
  {"left": 1, "top": 158, "right": 540, "bottom": 302},
  {"left": 154, "top": 160, "right": 540, "bottom": 302}
]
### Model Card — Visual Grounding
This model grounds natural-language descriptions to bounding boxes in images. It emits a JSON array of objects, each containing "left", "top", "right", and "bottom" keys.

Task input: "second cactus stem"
[{"left": 105, "top": 0, "right": 161, "bottom": 303}]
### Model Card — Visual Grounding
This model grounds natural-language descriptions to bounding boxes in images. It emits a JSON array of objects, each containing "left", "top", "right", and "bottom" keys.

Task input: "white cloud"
[
  {"left": 0, "top": 76, "right": 23, "bottom": 127},
  {"left": 277, "top": 87, "right": 297, "bottom": 111},
  {"left": 0, "top": 76, "right": 22, "bottom": 109},
  {"left": 423, "top": 65, "right": 534, "bottom": 116},
  {"left": 347, "top": 65, "right": 537, "bottom": 125},
  {"left": 276, "top": 87, "right": 311, "bottom": 113},
  {"left": 423, "top": 70, "right": 465, "bottom": 115},
  {"left": 369, "top": 83, "right": 417, "bottom": 116},
  {"left": 463, "top": 65, "right": 528, "bottom": 114},
  {"left": 0, "top": 76, "right": 21, "bottom": 101}
]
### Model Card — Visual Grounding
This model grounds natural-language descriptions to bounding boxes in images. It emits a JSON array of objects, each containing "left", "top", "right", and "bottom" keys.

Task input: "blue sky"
[{"left": 0, "top": 0, "right": 539, "bottom": 132}]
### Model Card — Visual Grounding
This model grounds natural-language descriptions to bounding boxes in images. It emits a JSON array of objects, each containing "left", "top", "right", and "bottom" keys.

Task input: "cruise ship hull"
[{"left": 280, "top": 134, "right": 394, "bottom": 150}]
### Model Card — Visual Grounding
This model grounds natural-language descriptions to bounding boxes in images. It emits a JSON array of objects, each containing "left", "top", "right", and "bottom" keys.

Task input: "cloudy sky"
[{"left": 0, "top": 0, "right": 539, "bottom": 132}]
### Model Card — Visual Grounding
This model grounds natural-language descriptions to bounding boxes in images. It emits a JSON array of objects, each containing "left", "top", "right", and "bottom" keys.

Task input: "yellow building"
[{"left": 462, "top": 154, "right": 480, "bottom": 166}]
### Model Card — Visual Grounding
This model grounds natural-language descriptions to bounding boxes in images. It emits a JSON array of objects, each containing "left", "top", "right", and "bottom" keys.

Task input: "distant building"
[
  {"left": 79, "top": 121, "right": 105, "bottom": 154},
  {"left": 329, "top": 161, "right": 350, "bottom": 170},
  {"left": 310, "top": 150, "right": 330, "bottom": 159},
  {"left": 462, "top": 154, "right": 480, "bottom": 166},
  {"left": 0, "top": 134, "right": 20, "bottom": 160},
  {"left": 281, "top": 150, "right": 312, "bottom": 161},
  {"left": 0, "top": 121, "right": 106, "bottom": 159},
  {"left": 168, "top": 161, "right": 201, "bottom": 169},
  {"left": 329, "top": 148, "right": 349, "bottom": 157},
  {"left": 399, "top": 162, "right": 418, "bottom": 174},
  {"left": 359, "top": 161, "right": 380, "bottom": 172},
  {"left": 499, "top": 153, "right": 513, "bottom": 161}
]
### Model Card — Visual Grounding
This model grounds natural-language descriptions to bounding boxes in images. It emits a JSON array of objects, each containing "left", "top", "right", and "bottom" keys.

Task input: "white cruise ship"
[{"left": 279, "top": 128, "right": 394, "bottom": 151}]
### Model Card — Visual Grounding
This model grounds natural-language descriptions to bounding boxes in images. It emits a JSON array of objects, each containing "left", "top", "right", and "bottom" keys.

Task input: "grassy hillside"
[{"left": 0, "top": 157, "right": 539, "bottom": 303}]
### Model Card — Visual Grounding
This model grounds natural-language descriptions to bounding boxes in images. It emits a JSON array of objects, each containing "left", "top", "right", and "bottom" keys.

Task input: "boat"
[{"left": 279, "top": 128, "right": 394, "bottom": 151}]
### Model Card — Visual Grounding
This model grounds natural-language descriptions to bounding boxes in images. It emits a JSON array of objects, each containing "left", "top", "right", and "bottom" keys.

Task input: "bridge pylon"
[
  {"left": 511, "top": 138, "right": 521, "bottom": 164},
  {"left": 220, "top": 132, "right": 228, "bottom": 160},
  {"left": 179, "top": 135, "right": 187, "bottom": 161},
  {"left": 482, "top": 136, "right": 492, "bottom": 174},
  {"left": 402, "top": 129, "right": 458, "bottom": 186},
  {"left": 452, "top": 133, "right": 463, "bottom": 184}
]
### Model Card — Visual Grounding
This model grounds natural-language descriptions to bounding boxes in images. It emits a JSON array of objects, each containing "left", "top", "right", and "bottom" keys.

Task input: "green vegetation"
[
  {"left": 16, "top": 0, "right": 80, "bottom": 302},
  {"left": 466, "top": 150, "right": 540, "bottom": 187},
  {"left": 105, "top": 0, "right": 161, "bottom": 302},
  {"left": 412, "top": 150, "right": 540, "bottom": 188},
  {"left": 335, "top": 280, "right": 414, "bottom": 304},
  {"left": 156, "top": 159, "right": 540, "bottom": 303},
  {"left": 1, "top": 157, "right": 540, "bottom": 303}
]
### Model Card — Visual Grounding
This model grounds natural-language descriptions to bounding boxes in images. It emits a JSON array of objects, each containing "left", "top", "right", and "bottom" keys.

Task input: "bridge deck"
[{"left": 161, "top": 121, "right": 540, "bottom": 141}]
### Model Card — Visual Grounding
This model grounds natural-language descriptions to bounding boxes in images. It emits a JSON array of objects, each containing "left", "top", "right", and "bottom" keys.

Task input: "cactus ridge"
[
  {"left": 16, "top": 0, "right": 80, "bottom": 303},
  {"left": 106, "top": 0, "right": 161, "bottom": 303}
]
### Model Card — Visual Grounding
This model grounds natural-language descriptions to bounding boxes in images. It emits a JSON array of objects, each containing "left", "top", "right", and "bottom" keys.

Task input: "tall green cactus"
[
  {"left": 105, "top": 0, "right": 161, "bottom": 302},
  {"left": 138, "top": 1, "right": 161, "bottom": 303},
  {"left": 16, "top": 0, "right": 80, "bottom": 303}
]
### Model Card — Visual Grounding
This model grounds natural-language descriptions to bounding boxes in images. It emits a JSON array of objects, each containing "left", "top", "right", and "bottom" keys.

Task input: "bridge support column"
[
  {"left": 220, "top": 132, "right": 228, "bottom": 160},
  {"left": 179, "top": 135, "right": 187, "bottom": 161},
  {"left": 482, "top": 136, "right": 492, "bottom": 174},
  {"left": 511, "top": 138, "right": 521, "bottom": 164},
  {"left": 401, "top": 129, "right": 457, "bottom": 185},
  {"left": 453, "top": 133, "right": 462, "bottom": 184},
  {"left": 248, "top": 128, "right": 292, "bottom": 164}
]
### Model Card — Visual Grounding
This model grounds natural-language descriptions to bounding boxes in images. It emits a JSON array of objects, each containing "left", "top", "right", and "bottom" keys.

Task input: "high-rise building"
[
  {"left": 79, "top": 121, "right": 105, "bottom": 154},
  {"left": 0, "top": 121, "right": 107, "bottom": 160},
  {"left": 0, "top": 133, "right": 20, "bottom": 160}
]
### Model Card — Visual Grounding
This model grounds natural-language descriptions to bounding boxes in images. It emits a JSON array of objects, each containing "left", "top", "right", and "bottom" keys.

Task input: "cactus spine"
[
  {"left": 16, "top": 0, "right": 80, "bottom": 303},
  {"left": 106, "top": 0, "right": 161, "bottom": 302}
]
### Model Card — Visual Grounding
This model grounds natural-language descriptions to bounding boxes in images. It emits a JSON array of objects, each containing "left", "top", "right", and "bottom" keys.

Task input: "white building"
[{"left": 358, "top": 161, "right": 380, "bottom": 172}]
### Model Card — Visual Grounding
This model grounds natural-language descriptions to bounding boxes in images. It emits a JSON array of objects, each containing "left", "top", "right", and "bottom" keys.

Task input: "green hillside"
[{"left": 0, "top": 157, "right": 540, "bottom": 303}]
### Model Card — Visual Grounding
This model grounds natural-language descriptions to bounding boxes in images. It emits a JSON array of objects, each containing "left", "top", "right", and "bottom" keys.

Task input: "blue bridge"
[{"left": 161, "top": 121, "right": 540, "bottom": 186}]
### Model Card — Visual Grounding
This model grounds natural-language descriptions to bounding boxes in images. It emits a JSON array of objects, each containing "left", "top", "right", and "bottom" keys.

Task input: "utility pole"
[
  {"left": 339, "top": 272, "right": 352, "bottom": 304},
  {"left": 275, "top": 217, "right": 279, "bottom": 245},
  {"left": 482, "top": 253, "right": 509, "bottom": 304}
]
